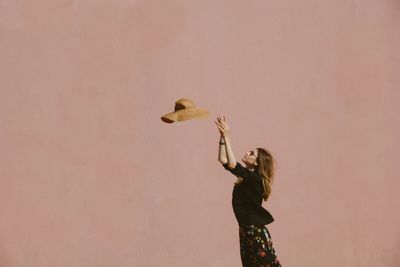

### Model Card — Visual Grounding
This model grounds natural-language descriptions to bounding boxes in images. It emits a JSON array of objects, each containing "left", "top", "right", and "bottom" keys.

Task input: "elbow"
[
  {"left": 218, "top": 159, "right": 228, "bottom": 165},
  {"left": 227, "top": 162, "right": 236, "bottom": 169}
]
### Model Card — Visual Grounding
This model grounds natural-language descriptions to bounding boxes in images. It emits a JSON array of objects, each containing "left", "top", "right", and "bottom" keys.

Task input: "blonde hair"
[{"left": 256, "top": 148, "right": 275, "bottom": 201}]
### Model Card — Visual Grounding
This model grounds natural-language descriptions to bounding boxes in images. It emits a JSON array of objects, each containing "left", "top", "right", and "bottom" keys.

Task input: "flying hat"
[{"left": 161, "top": 98, "right": 209, "bottom": 123}]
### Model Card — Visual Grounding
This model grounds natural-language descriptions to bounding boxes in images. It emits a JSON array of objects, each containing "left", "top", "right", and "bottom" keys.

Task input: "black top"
[{"left": 223, "top": 162, "right": 274, "bottom": 226}]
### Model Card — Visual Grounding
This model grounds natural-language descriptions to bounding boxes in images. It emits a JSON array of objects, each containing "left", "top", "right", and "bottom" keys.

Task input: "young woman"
[{"left": 215, "top": 115, "right": 282, "bottom": 267}]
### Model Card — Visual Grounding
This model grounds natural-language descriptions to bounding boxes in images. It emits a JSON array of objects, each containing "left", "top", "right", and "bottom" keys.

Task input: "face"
[{"left": 242, "top": 148, "right": 258, "bottom": 168}]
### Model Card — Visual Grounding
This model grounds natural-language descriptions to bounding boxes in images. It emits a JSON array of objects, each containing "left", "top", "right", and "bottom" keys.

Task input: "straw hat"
[{"left": 161, "top": 98, "right": 209, "bottom": 123}]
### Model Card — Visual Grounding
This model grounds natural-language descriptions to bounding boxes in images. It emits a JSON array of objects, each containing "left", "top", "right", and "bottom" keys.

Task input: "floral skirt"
[{"left": 239, "top": 225, "right": 282, "bottom": 267}]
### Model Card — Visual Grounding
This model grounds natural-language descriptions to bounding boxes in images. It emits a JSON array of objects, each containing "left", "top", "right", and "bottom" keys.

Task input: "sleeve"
[{"left": 223, "top": 162, "right": 251, "bottom": 179}]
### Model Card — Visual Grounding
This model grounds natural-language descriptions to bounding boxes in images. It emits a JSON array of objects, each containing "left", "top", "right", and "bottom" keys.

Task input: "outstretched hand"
[{"left": 214, "top": 115, "right": 230, "bottom": 137}]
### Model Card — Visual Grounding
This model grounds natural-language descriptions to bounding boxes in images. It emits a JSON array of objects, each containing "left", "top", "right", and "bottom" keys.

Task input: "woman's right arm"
[
  {"left": 217, "top": 136, "right": 228, "bottom": 164},
  {"left": 216, "top": 116, "right": 227, "bottom": 164},
  {"left": 216, "top": 116, "right": 250, "bottom": 180},
  {"left": 215, "top": 116, "right": 237, "bottom": 168}
]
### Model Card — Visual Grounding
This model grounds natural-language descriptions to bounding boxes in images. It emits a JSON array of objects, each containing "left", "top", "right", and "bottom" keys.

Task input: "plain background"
[{"left": 1, "top": 0, "right": 400, "bottom": 266}]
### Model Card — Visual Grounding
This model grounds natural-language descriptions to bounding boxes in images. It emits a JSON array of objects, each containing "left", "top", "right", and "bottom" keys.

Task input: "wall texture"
[{"left": 1, "top": 0, "right": 400, "bottom": 266}]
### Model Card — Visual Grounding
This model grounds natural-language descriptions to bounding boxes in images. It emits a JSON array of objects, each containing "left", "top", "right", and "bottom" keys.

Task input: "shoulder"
[
  {"left": 223, "top": 162, "right": 237, "bottom": 170},
  {"left": 223, "top": 162, "right": 252, "bottom": 179}
]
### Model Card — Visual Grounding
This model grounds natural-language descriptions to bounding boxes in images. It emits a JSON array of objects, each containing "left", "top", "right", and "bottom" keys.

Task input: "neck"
[{"left": 246, "top": 164, "right": 257, "bottom": 172}]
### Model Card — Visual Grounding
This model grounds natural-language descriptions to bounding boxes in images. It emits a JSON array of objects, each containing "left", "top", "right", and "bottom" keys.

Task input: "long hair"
[{"left": 256, "top": 148, "right": 275, "bottom": 201}]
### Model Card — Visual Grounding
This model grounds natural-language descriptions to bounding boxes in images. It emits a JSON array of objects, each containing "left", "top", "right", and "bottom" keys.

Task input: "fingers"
[
  {"left": 217, "top": 115, "right": 227, "bottom": 125},
  {"left": 215, "top": 122, "right": 225, "bottom": 129},
  {"left": 214, "top": 121, "right": 224, "bottom": 132},
  {"left": 216, "top": 123, "right": 224, "bottom": 131},
  {"left": 216, "top": 115, "right": 228, "bottom": 131}
]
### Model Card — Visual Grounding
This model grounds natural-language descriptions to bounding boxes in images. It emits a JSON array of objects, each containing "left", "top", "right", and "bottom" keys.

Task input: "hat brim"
[{"left": 161, "top": 108, "right": 209, "bottom": 123}]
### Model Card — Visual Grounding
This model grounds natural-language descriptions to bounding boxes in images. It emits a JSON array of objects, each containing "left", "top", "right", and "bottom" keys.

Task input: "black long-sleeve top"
[{"left": 223, "top": 162, "right": 274, "bottom": 226}]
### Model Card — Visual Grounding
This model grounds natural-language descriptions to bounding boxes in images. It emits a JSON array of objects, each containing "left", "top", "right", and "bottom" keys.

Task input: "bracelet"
[{"left": 219, "top": 142, "right": 225, "bottom": 145}]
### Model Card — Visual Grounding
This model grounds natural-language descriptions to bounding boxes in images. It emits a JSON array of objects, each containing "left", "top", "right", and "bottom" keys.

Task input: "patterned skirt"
[{"left": 239, "top": 225, "right": 282, "bottom": 267}]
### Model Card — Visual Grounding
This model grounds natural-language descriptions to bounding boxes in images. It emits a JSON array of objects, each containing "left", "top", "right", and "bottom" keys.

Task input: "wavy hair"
[{"left": 256, "top": 148, "right": 275, "bottom": 201}]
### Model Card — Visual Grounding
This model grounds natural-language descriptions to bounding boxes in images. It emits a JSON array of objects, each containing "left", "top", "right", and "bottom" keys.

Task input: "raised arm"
[
  {"left": 215, "top": 116, "right": 227, "bottom": 164},
  {"left": 215, "top": 116, "right": 237, "bottom": 168},
  {"left": 217, "top": 136, "right": 227, "bottom": 164}
]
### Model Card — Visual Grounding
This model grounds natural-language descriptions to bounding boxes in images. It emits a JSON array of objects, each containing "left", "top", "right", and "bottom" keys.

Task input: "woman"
[{"left": 215, "top": 115, "right": 282, "bottom": 267}]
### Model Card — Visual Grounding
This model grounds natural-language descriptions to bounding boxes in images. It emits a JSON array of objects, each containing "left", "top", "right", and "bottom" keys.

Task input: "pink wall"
[{"left": 1, "top": 0, "right": 400, "bottom": 266}]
